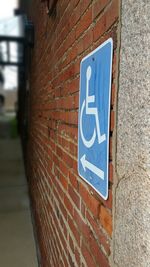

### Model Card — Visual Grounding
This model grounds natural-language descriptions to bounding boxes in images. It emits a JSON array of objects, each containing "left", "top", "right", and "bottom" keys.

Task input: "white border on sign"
[{"left": 78, "top": 38, "right": 113, "bottom": 200}]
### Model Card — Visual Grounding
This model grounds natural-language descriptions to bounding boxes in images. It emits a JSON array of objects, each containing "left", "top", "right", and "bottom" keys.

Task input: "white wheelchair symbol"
[{"left": 80, "top": 65, "right": 106, "bottom": 148}]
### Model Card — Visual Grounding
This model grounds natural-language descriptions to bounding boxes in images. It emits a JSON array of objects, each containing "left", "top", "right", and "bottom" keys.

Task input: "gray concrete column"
[{"left": 113, "top": 1, "right": 150, "bottom": 266}]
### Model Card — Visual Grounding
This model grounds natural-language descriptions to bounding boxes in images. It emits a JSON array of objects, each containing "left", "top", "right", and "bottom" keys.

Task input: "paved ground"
[{"left": 0, "top": 114, "right": 38, "bottom": 267}]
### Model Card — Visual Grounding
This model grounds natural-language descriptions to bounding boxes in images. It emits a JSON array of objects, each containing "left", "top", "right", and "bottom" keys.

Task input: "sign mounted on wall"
[{"left": 78, "top": 38, "right": 113, "bottom": 200}]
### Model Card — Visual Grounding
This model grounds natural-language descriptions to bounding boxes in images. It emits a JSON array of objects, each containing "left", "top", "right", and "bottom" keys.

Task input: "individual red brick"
[
  {"left": 75, "top": 247, "right": 80, "bottom": 266},
  {"left": 64, "top": 29, "right": 76, "bottom": 54},
  {"left": 69, "top": 142, "right": 77, "bottom": 157},
  {"left": 59, "top": 173, "right": 68, "bottom": 190},
  {"left": 69, "top": 5, "right": 81, "bottom": 31},
  {"left": 111, "top": 83, "right": 116, "bottom": 106},
  {"left": 69, "top": 171, "right": 78, "bottom": 190},
  {"left": 57, "top": 123, "right": 78, "bottom": 141},
  {"left": 61, "top": 137, "right": 69, "bottom": 151},
  {"left": 79, "top": 183, "right": 100, "bottom": 218},
  {"left": 86, "top": 211, "right": 110, "bottom": 256},
  {"left": 110, "top": 111, "right": 115, "bottom": 131},
  {"left": 68, "top": 216, "right": 81, "bottom": 246},
  {"left": 64, "top": 194, "right": 74, "bottom": 216},
  {"left": 74, "top": 59, "right": 80, "bottom": 77},
  {"left": 59, "top": 160, "right": 69, "bottom": 178},
  {"left": 61, "top": 78, "right": 79, "bottom": 96},
  {"left": 67, "top": 111, "right": 78, "bottom": 125},
  {"left": 83, "top": 28, "right": 93, "bottom": 50},
  {"left": 106, "top": 0, "right": 119, "bottom": 30},
  {"left": 55, "top": 218, "right": 68, "bottom": 251},
  {"left": 89, "top": 233, "right": 110, "bottom": 267},
  {"left": 72, "top": 0, "right": 80, "bottom": 8},
  {"left": 77, "top": 38, "right": 84, "bottom": 55},
  {"left": 56, "top": 145, "right": 62, "bottom": 158},
  {"left": 75, "top": 8, "right": 92, "bottom": 39},
  {"left": 68, "top": 47, "right": 78, "bottom": 67},
  {"left": 93, "top": 0, "right": 119, "bottom": 42},
  {"left": 72, "top": 158, "right": 78, "bottom": 173},
  {"left": 61, "top": 149, "right": 74, "bottom": 168},
  {"left": 81, "top": 242, "right": 96, "bottom": 267},
  {"left": 79, "top": 0, "right": 91, "bottom": 16},
  {"left": 92, "top": 0, "right": 109, "bottom": 20},
  {"left": 93, "top": 13, "right": 106, "bottom": 41},
  {"left": 68, "top": 185, "right": 80, "bottom": 209},
  {"left": 100, "top": 189, "right": 112, "bottom": 210},
  {"left": 99, "top": 206, "right": 112, "bottom": 236},
  {"left": 73, "top": 209, "right": 90, "bottom": 240}
]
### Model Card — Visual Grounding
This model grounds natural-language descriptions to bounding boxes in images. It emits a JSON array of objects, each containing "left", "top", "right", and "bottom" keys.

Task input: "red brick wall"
[{"left": 26, "top": 0, "right": 120, "bottom": 266}]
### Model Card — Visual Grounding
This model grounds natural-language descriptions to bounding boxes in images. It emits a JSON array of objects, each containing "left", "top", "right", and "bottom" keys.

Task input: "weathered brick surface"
[{"left": 24, "top": 0, "right": 120, "bottom": 266}]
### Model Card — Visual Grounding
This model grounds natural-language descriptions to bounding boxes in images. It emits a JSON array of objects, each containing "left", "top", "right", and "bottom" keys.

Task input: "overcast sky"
[
  {"left": 0, "top": 0, "right": 18, "bottom": 20},
  {"left": 0, "top": 0, "right": 18, "bottom": 89}
]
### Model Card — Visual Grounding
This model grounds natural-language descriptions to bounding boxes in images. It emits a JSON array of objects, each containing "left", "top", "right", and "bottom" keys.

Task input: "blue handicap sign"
[{"left": 78, "top": 38, "right": 113, "bottom": 200}]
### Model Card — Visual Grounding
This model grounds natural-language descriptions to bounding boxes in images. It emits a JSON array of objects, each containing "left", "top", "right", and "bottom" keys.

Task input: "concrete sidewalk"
[{"left": 0, "top": 116, "right": 38, "bottom": 267}]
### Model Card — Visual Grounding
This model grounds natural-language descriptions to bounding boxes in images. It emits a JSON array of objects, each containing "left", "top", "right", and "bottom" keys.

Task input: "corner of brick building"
[{"left": 23, "top": 1, "right": 121, "bottom": 266}]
